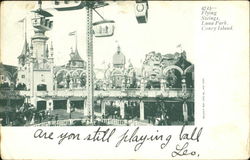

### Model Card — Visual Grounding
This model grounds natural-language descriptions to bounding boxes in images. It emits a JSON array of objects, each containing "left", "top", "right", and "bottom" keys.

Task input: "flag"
[
  {"left": 176, "top": 44, "right": 182, "bottom": 48},
  {"left": 69, "top": 31, "right": 76, "bottom": 36},
  {"left": 176, "top": 44, "right": 183, "bottom": 53},
  {"left": 18, "top": 18, "right": 25, "bottom": 23}
]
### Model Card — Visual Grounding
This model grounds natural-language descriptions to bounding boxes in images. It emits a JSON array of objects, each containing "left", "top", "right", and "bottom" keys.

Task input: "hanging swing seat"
[{"left": 93, "top": 20, "right": 115, "bottom": 37}]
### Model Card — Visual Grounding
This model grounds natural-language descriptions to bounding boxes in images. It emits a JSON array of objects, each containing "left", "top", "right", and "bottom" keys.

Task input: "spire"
[
  {"left": 45, "top": 44, "right": 49, "bottom": 57},
  {"left": 176, "top": 44, "right": 183, "bottom": 53},
  {"left": 18, "top": 17, "right": 28, "bottom": 59},
  {"left": 70, "top": 47, "right": 83, "bottom": 61},
  {"left": 27, "top": 43, "right": 30, "bottom": 53},
  {"left": 115, "top": 40, "right": 121, "bottom": 54},
  {"left": 18, "top": 40, "right": 28, "bottom": 59},
  {"left": 75, "top": 48, "right": 79, "bottom": 56},
  {"left": 74, "top": 48, "right": 83, "bottom": 61},
  {"left": 50, "top": 41, "right": 53, "bottom": 50},
  {"left": 69, "top": 31, "right": 83, "bottom": 61},
  {"left": 29, "top": 40, "right": 33, "bottom": 55},
  {"left": 117, "top": 45, "right": 121, "bottom": 54}
]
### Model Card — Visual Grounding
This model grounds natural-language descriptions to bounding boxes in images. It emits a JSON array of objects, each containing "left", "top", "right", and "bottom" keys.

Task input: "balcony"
[
  {"left": 16, "top": 88, "right": 193, "bottom": 101},
  {"left": 0, "top": 89, "right": 23, "bottom": 99},
  {"left": 32, "top": 18, "right": 53, "bottom": 31},
  {"left": 54, "top": 88, "right": 193, "bottom": 99}
]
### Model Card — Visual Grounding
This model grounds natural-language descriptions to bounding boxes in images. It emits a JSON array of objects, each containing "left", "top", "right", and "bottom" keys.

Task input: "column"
[
  {"left": 140, "top": 101, "right": 145, "bottom": 120},
  {"left": 101, "top": 101, "right": 106, "bottom": 116},
  {"left": 83, "top": 99, "right": 88, "bottom": 116},
  {"left": 30, "top": 61, "right": 34, "bottom": 97},
  {"left": 69, "top": 78, "right": 73, "bottom": 89},
  {"left": 103, "top": 82, "right": 107, "bottom": 90},
  {"left": 120, "top": 101, "right": 125, "bottom": 119},
  {"left": 181, "top": 75, "right": 186, "bottom": 93},
  {"left": 77, "top": 78, "right": 81, "bottom": 88},
  {"left": 46, "top": 99, "right": 53, "bottom": 111},
  {"left": 54, "top": 79, "right": 57, "bottom": 91},
  {"left": 109, "top": 80, "right": 112, "bottom": 89},
  {"left": 140, "top": 79, "right": 145, "bottom": 91},
  {"left": 183, "top": 101, "right": 188, "bottom": 122},
  {"left": 64, "top": 76, "right": 68, "bottom": 88},
  {"left": 67, "top": 99, "right": 71, "bottom": 113},
  {"left": 121, "top": 79, "right": 126, "bottom": 91},
  {"left": 161, "top": 79, "right": 166, "bottom": 91}
]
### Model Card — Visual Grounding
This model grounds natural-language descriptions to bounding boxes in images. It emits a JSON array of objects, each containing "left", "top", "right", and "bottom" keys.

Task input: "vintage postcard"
[{"left": 0, "top": 0, "right": 249, "bottom": 159}]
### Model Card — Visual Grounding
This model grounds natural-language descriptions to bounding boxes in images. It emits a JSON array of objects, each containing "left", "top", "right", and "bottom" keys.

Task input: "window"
[
  {"left": 21, "top": 75, "right": 25, "bottom": 78},
  {"left": 37, "top": 84, "right": 47, "bottom": 91}
]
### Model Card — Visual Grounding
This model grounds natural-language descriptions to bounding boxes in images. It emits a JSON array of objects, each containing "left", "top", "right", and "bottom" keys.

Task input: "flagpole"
[
  {"left": 25, "top": 17, "right": 27, "bottom": 44},
  {"left": 75, "top": 31, "right": 77, "bottom": 50}
]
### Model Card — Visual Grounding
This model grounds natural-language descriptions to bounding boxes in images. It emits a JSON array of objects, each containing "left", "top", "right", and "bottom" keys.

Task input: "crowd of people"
[{"left": 1, "top": 103, "right": 58, "bottom": 126}]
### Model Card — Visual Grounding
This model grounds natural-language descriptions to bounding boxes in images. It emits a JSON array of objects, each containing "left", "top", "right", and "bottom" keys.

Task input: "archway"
[
  {"left": 53, "top": 100, "right": 67, "bottom": 110},
  {"left": 163, "top": 66, "right": 183, "bottom": 88},
  {"left": 111, "top": 69, "right": 123, "bottom": 88},
  {"left": 127, "top": 70, "right": 136, "bottom": 88},
  {"left": 55, "top": 69, "right": 71, "bottom": 88},
  {"left": 184, "top": 65, "right": 194, "bottom": 88},
  {"left": 16, "top": 83, "right": 26, "bottom": 90},
  {"left": 37, "top": 101, "right": 46, "bottom": 111},
  {"left": 124, "top": 101, "right": 139, "bottom": 119}
]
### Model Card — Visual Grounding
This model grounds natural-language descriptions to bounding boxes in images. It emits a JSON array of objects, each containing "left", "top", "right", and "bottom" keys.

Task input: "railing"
[
  {"left": 0, "top": 89, "right": 22, "bottom": 99},
  {"left": 18, "top": 88, "right": 194, "bottom": 99},
  {"left": 32, "top": 119, "right": 81, "bottom": 126},
  {"left": 130, "top": 120, "right": 153, "bottom": 126},
  {"left": 101, "top": 119, "right": 127, "bottom": 126},
  {"left": 31, "top": 118, "right": 152, "bottom": 126}
]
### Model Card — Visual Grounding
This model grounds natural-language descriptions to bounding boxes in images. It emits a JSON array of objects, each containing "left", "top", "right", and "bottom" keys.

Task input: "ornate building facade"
[
  {"left": 0, "top": 10, "right": 194, "bottom": 125},
  {"left": 104, "top": 45, "right": 137, "bottom": 90}
]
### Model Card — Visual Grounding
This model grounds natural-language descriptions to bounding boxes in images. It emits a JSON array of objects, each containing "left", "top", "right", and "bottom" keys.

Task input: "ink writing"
[{"left": 116, "top": 127, "right": 171, "bottom": 151}]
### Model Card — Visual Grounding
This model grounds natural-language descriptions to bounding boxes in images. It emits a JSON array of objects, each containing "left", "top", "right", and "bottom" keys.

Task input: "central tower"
[{"left": 25, "top": 9, "right": 54, "bottom": 109}]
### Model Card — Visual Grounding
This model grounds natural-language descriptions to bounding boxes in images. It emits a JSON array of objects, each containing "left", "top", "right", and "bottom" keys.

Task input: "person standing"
[
  {"left": 55, "top": 114, "right": 58, "bottom": 126},
  {"left": 30, "top": 113, "right": 35, "bottom": 125}
]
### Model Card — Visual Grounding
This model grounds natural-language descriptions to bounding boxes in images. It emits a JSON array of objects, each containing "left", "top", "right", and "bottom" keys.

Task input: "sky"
[{"left": 1, "top": 1, "right": 196, "bottom": 68}]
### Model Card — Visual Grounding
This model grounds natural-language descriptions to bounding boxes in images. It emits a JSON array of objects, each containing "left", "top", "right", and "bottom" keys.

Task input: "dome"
[{"left": 113, "top": 45, "right": 126, "bottom": 67}]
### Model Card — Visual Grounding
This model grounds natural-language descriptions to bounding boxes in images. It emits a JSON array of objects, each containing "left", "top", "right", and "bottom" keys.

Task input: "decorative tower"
[
  {"left": 110, "top": 44, "right": 126, "bottom": 88},
  {"left": 27, "top": 5, "right": 54, "bottom": 108},
  {"left": 17, "top": 17, "right": 30, "bottom": 91}
]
